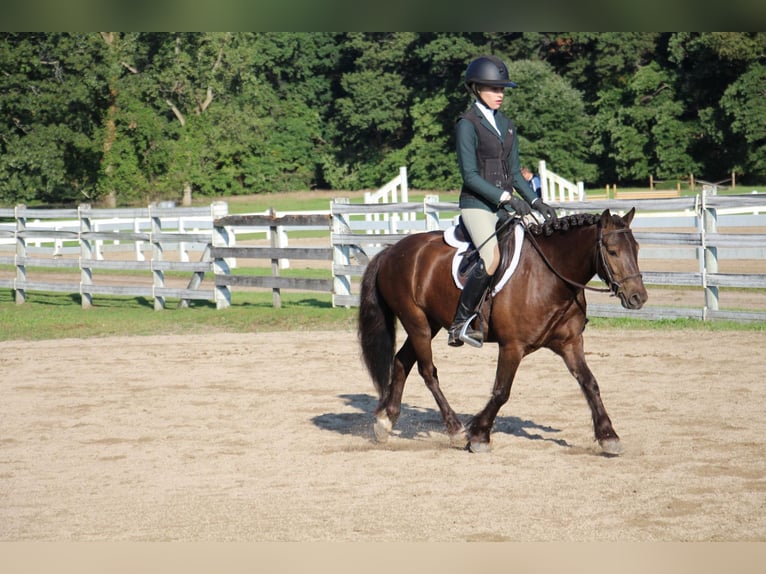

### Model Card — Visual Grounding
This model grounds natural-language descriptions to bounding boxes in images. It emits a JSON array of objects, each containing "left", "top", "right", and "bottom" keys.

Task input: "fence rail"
[
  {"left": 0, "top": 203, "right": 228, "bottom": 309},
  {"left": 328, "top": 193, "right": 766, "bottom": 321},
  {"left": 2, "top": 192, "right": 765, "bottom": 322}
]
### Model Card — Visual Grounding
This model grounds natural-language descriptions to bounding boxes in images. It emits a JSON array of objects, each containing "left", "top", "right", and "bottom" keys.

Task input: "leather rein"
[{"left": 522, "top": 220, "right": 642, "bottom": 298}]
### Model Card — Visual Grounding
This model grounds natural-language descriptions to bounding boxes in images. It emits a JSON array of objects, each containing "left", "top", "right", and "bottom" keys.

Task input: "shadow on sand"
[{"left": 312, "top": 393, "right": 572, "bottom": 449}]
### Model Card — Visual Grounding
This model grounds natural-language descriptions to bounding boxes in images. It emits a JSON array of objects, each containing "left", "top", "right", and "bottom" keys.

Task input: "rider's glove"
[
  {"left": 532, "top": 198, "right": 557, "bottom": 222},
  {"left": 500, "top": 193, "right": 532, "bottom": 216}
]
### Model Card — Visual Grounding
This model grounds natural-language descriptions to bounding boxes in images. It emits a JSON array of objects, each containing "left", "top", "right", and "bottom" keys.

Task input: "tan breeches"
[{"left": 461, "top": 208, "right": 501, "bottom": 275}]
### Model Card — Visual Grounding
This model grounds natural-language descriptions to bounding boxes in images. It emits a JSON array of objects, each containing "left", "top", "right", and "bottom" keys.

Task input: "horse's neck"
[{"left": 535, "top": 224, "right": 599, "bottom": 283}]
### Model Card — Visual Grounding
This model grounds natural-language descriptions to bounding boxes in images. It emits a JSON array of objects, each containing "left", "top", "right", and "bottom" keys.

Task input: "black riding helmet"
[{"left": 464, "top": 55, "right": 517, "bottom": 99}]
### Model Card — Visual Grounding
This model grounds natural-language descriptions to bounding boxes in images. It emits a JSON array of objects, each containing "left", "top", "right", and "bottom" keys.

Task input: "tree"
[
  {"left": 503, "top": 58, "right": 597, "bottom": 183},
  {"left": 0, "top": 33, "right": 109, "bottom": 205},
  {"left": 1, "top": 33, "right": 764, "bottom": 205},
  {"left": 668, "top": 32, "right": 766, "bottom": 180},
  {"left": 720, "top": 64, "right": 766, "bottom": 178}
]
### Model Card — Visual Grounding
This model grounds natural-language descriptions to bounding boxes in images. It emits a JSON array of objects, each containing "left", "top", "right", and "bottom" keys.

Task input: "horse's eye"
[{"left": 607, "top": 249, "right": 618, "bottom": 256}]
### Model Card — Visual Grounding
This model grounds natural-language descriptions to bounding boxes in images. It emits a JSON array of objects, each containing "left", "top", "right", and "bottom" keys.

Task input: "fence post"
[
  {"left": 268, "top": 208, "right": 282, "bottom": 309},
  {"left": 178, "top": 216, "right": 189, "bottom": 262},
  {"left": 14, "top": 205, "right": 27, "bottom": 305},
  {"left": 331, "top": 198, "right": 352, "bottom": 308},
  {"left": 79, "top": 204, "right": 94, "bottom": 309},
  {"left": 424, "top": 194, "right": 441, "bottom": 231},
  {"left": 134, "top": 218, "right": 145, "bottom": 261},
  {"left": 277, "top": 225, "right": 290, "bottom": 269},
  {"left": 211, "top": 202, "right": 231, "bottom": 309},
  {"left": 150, "top": 205, "right": 166, "bottom": 310},
  {"left": 700, "top": 188, "right": 719, "bottom": 319}
]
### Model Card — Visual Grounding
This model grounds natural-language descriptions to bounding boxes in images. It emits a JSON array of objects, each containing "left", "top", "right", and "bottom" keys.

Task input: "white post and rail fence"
[{"left": 1, "top": 166, "right": 765, "bottom": 322}]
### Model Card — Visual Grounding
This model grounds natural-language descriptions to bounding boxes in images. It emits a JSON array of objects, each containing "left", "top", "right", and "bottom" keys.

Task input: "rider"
[{"left": 448, "top": 55, "right": 557, "bottom": 348}]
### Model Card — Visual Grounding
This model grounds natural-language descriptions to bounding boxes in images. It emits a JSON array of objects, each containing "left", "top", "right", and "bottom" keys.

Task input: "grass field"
[{"left": 1, "top": 286, "right": 764, "bottom": 342}]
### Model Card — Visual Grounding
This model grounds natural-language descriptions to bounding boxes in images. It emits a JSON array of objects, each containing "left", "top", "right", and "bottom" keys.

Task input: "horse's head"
[{"left": 597, "top": 208, "right": 648, "bottom": 310}]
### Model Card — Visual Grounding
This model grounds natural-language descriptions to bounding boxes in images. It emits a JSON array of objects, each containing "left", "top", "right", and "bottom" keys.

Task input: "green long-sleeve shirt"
[{"left": 455, "top": 103, "right": 538, "bottom": 211}]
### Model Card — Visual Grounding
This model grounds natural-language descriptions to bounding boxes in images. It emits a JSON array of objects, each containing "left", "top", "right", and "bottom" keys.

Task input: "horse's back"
[{"left": 375, "top": 230, "right": 457, "bottom": 326}]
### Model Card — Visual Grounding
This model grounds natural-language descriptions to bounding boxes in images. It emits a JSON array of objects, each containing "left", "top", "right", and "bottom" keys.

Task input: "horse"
[{"left": 357, "top": 208, "right": 648, "bottom": 455}]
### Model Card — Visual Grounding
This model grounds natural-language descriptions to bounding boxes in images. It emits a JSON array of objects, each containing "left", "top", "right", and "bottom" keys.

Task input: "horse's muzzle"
[{"left": 617, "top": 283, "right": 648, "bottom": 310}]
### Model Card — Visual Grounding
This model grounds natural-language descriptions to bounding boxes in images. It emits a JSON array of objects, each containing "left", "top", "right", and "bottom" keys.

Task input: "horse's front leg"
[
  {"left": 466, "top": 344, "right": 523, "bottom": 453},
  {"left": 556, "top": 335, "right": 622, "bottom": 455}
]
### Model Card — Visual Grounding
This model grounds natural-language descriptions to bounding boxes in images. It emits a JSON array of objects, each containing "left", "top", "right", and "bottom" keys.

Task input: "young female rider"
[{"left": 448, "top": 55, "right": 557, "bottom": 348}]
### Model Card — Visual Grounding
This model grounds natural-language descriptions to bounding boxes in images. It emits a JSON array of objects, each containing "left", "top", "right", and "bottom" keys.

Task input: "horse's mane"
[{"left": 526, "top": 212, "right": 601, "bottom": 237}]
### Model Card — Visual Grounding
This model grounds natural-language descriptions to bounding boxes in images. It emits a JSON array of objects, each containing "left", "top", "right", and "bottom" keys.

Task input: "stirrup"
[{"left": 449, "top": 313, "right": 483, "bottom": 348}]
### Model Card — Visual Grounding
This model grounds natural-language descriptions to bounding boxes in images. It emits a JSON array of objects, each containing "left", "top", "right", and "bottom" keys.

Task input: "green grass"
[
  {"left": 1, "top": 287, "right": 764, "bottom": 342},
  {"left": 0, "top": 288, "right": 358, "bottom": 341},
  {"left": 206, "top": 189, "right": 462, "bottom": 215}
]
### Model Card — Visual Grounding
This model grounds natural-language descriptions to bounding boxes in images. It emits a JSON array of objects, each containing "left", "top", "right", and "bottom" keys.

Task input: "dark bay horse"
[{"left": 357, "top": 208, "right": 647, "bottom": 455}]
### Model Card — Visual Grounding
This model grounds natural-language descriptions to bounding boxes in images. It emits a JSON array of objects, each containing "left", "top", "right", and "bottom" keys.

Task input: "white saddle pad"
[{"left": 443, "top": 223, "right": 525, "bottom": 296}]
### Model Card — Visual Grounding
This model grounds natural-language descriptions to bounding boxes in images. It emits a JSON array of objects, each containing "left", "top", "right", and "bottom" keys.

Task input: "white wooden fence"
[
  {"left": 329, "top": 191, "right": 766, "bottom": 322},
  {"left": 0, "top": 203, "right": 228, "bottom": 310},
  {"left": 538, "top": 160, "right": 585, "bottom": 202},
  {"left": 2, "top": 191, "right": 765, "bottom": 322}
]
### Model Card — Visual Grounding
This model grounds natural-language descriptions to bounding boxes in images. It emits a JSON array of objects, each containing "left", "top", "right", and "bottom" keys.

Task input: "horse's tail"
[{"left": 357, "top": 249, "right": 395, "bottom": 399}]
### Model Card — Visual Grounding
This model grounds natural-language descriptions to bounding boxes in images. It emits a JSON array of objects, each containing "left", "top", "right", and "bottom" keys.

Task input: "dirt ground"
[{"left": 1, "top": 327, "right": 765, "bottom": 542}]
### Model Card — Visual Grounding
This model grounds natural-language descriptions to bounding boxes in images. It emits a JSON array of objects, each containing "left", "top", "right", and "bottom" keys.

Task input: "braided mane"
[{"left": 527, "top": 212, "right": 601, "bottom": 237}]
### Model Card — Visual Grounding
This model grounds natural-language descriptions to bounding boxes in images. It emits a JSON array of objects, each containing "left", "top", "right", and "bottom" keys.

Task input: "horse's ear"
[
  {"left": 599, "top": 209, "right": 611, "bottom": 227},
  {"left": 623, "top": 207, "right": 636, "bottom": 226}
]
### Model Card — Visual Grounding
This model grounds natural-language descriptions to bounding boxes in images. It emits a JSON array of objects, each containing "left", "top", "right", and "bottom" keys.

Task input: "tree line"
[{"left": 1, "top": 32, "right": 764, "bottom": 207}]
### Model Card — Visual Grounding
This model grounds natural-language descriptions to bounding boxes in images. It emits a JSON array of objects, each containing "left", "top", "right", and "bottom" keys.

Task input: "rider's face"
[{"left": 477, "top": 85, "right": 504, "bottom": 110}]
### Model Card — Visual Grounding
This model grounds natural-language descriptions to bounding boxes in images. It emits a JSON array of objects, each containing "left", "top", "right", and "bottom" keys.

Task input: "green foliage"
[
  {"left": 0, "top": 33, "right": 108, "bottom": 205},
  {"left": 504, "top": 58, "right": 597, "bottom": 183},
  {"left": 1, "top": 32, "right": 765, "bottom": 206},
  {"left": 404, "top": 93, "right": 462, "bottom": 190},
  {"left": 720, "top": 63, "right": 766, "bottom": 174}
]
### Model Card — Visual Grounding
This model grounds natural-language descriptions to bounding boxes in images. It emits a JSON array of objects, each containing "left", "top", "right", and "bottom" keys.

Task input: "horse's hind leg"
[
  {"left": 373, "top": 337, "right": 414, "bottom": 442},
  {"left": 375, "top": 330, "right": 465, "bottom": 447}
]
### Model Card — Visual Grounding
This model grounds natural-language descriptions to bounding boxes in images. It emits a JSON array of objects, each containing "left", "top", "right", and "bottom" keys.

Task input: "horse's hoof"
[
  {"left": 448, "top": 426, "right": 467, "bottom": 449},
  {"left": 373, "top": 415, "right": 392, "bottom": 443},
  {"left": 468, "top": 440, "right": 491, "bottom": 454},
  {"left": 599, "top": 438, "right": 623, "bottom": 456}
]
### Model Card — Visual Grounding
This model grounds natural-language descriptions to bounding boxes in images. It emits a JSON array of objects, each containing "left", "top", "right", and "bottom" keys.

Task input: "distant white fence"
[
  {"left": 363, "top": 166, "right": 412, "bottom": 234},
  {"left": 0, "top": 203, "right": 229, "bottom": 310},
  {"left": 538, "top": 160, "right": 584, "bottom": 202},
  {"left": 2, "top": 190, "right": 765, "bottom": 322}
]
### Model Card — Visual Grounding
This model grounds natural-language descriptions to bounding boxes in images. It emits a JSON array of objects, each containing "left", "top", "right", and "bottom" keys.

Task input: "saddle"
[
  {"left": 443, "top": 215, "right": 525, "bottom": 336},
  {"left": 444, "top": 214, "right": 525, "bottom": 294}
]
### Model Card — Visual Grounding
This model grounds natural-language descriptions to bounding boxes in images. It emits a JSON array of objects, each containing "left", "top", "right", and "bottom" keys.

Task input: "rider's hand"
[
  {"left": 532, "top": 198, "right": 557, "bottom": 222},
  {"left": 501, "top": 194, "right": 532, "bottom": 216}
]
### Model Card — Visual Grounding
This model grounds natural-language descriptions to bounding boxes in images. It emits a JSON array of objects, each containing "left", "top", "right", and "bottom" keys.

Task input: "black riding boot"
[{"left": 448, "top": 260, "right": 492, "bottom": 348}]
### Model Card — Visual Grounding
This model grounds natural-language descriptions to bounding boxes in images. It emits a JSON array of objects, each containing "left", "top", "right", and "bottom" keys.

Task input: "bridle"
[
  {"left": 524, "top": 219, "right": 642, "bottom": 299},
  {"left": 595, "top": 224, "right": 643, "bottom": 299}
]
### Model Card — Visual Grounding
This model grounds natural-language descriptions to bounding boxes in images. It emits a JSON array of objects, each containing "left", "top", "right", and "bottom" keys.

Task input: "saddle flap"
[{"left": 444, "top": 218, "right": 526, "bottom": 297}]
